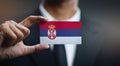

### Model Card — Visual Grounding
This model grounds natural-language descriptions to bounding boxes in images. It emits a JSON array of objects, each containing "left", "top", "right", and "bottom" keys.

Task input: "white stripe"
[{"left": 40, "top": 37, "right": 82, "bottom": 44}]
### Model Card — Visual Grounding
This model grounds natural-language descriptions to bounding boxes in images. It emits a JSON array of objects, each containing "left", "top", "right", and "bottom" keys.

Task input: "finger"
[
  {"left": 15, "top": 24, "right": 30, "bottom": 42},
  {"left": 23, "top": 44, "right": 49, "bottom": 55},
  {"left": 8, "top": 20, "right": 25, "bottom": 45},
  {"left": 1, "top": 21, "right": 17, "bottom": 47},
  {"left": 19, "top": 16, "right": 48, "bottom": 27}
]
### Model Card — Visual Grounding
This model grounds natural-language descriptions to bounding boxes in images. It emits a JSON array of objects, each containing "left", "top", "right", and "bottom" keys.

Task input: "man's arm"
[{"left": 0, "top": 16, "right": 49, "bottom": 60}]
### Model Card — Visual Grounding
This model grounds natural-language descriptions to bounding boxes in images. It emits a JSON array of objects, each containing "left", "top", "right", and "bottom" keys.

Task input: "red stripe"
[{"left": 40, "top": 21, "right": 82, "bottom": 29}]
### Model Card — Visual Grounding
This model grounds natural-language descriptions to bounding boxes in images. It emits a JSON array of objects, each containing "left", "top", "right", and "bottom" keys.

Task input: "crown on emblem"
[{"left": 48, "top": 25, "right": 56, "bottom": 30}]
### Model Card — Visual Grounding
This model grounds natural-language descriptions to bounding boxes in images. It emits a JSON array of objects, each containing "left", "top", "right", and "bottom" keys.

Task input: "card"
[{"left": 40, "top": 21, "right": 82, "bottom": 44}]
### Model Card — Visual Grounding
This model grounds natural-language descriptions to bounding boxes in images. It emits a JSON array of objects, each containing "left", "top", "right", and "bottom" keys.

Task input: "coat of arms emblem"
[{"left": 48, "top": 25, "right": 56, "bottom": 40}]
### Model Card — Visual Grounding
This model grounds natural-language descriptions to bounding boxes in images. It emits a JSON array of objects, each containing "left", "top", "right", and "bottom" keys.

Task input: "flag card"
[{"left": 40, "top": 21, "right": 82, "bottom": 44}]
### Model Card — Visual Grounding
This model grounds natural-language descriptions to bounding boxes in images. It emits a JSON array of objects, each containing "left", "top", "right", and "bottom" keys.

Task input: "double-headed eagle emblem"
[{"left": 48, "top": 25, "right": 56, "bottom": 40}]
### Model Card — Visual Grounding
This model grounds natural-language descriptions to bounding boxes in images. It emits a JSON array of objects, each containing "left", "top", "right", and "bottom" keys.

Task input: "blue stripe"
[{"left": 40, "top": 29, "right": 81, "bottom": 36}]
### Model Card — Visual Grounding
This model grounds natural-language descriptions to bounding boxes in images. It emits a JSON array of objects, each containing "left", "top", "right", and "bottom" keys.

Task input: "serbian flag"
[{"left": 40, "top": 21, "right": 82, "bottom": 44}]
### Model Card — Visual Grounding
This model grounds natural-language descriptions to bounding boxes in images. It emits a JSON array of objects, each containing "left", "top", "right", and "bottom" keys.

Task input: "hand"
[{"left": 0, "top": 16, "right": 49, "bottom": 60}]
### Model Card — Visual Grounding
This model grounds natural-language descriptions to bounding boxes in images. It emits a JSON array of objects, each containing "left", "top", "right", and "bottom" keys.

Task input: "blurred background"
[
  {"left": 0, "top": 0, "right": 40, "bottom": 23},
  {"left": 0, "top": 0, "right": 119, "bottom": 23}
]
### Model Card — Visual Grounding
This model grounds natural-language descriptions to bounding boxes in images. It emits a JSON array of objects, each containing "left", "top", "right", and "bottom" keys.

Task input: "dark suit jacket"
[{"left": 1, "top": 3, "right": 120, "bottom": 66}]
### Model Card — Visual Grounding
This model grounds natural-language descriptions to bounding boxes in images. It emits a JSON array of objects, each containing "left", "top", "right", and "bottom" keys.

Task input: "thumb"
[{"left": 24, "top": 44, "right": 49, "bottom": 55}]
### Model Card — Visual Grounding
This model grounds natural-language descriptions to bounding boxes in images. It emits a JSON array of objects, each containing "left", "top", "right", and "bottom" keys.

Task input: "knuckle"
[
  {"left": 5, "top": 21, "right": 11, "bottom": 24},
  {"left": 28, "top": 15, "right": 34, "bottom": 18},
  {"left": 1, "top": 23, "right": 8, "bottom": 30},
  {"left": 28, "top": 16, "right": 34, "bottom": 22},
  {"left": 17, "top": 24, "right": 30, "bottom": 35},
  {"left": 9, "top": 20, "right": 15, "bottom": 22},
  {"left": 11, "top": 35, "right": 17, "bottom": 41},
  {"left": 5, "top": 20, "right": 17, "bottom": 25},
  {"left": 17, "top": 32, "right": 24, "bottom": 39},
  {"left": 9, "top": 20, "right": 14, "bottom": 22},
  {"left": 0, "top": 24, "right": 4, "bottom": 29},
  {"left": 9, "top": 20, "right": 17, "bottom": 24},
  {"left": 24, "top": 28, "right": 30, "bottom": 35}
]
